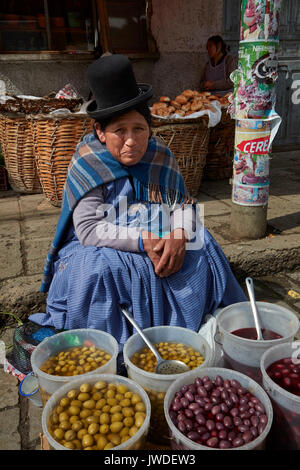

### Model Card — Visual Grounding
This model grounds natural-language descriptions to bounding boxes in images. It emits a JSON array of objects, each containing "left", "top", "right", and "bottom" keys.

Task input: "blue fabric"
[
  {"left": 30, "top": 178, "right": 247, "bottom": 355},
  {"left": 40, "top": 134, "right": 190, "bottom": 293},
  {"left": 138, "top": 233, "right": 145, "bottom": 252}
]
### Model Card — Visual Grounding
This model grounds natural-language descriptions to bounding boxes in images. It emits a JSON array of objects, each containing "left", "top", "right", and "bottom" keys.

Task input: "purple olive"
[
  {"left": 230, "top": 407, "right": 239, "bottom": 418},
  {"left": 184, "top": 408, "right": 194, "bottom": 419},
  {"left": 232, "top": 437, "right": 244, "bottom": 447},
  {"left": 206, "top": 419, "right": 215, "bottom": 431},
  {"left": 233, "top": 417, "right": 242, "bottom": 427},
  {"left": 242, "top": 431, "right": 252, "bottom": 443},
  {"left": 197, "top": 386, "right": 208, "bottom": 397},
  {"left": 223, "top": 416, "right": 233, "bottom": 429},
  {"left": 220, "top": 403, "right": 229, "bottom": 414},
  {"left": 216, "top": 422, "right": 225, "bottom": 431},
  {"left": 184, "top": 391, "right": 194, "bottom": 402},
  {"left": 194, "top": 377, "right": 203, "bottom": 387},
  {"left": 187, "top": 431, "right": 200, "bottom": 441},
  {"left": 218, "top": 429, "right": 227, "bottom": 440},
  {"left": 206, "top": 437, "right": 219, "bottom": 448},
  {"left": 219, "top": 440, "right": 231, "bottom": 449},
  {"left": 215, "top": 375, "right": 224, "bottom": 386},
  {"left": 195, "top": 414, "right": 206, "bottom": 426},
  {"left": 188, "top": 402, "right": 200, "bottom": 411},
  {"left": 184, "top": 419, "right": 194, "bottom": 432},
  {"left": 180, "top": 397, "right": 189, "bottom": 408}
]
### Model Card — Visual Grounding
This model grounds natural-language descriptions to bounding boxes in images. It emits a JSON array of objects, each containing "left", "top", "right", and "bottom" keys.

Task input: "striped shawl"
[{"left": 40, "top": 133, "right": 191, "bottom": 293}]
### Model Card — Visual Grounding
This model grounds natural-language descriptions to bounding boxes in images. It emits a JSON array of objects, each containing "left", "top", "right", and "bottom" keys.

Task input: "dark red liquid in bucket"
[
  {"left": 231, "top": 328, "right": 282, "bottom": 341},
  {"left": 222, "top": 329, "right": 283, "bottom": 385}
]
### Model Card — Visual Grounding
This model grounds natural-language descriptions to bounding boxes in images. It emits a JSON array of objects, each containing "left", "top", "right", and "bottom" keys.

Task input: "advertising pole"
[{"left": 229, "top": 0, "right": 282, "bottom": 239}]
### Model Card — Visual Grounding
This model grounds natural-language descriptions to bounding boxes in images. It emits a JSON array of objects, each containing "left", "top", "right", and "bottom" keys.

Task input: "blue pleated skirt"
[{"left": 30, "top": 228, "right": 246, "bottom": 353}]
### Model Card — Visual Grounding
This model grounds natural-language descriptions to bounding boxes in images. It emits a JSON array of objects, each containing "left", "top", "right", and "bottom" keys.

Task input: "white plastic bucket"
[
  {"left": 260, "top": 342, "right": 300, "bottom": 450},
  {"left": 31, "top": 329, "right": 118, "bottom": 406},
  {"left": 42, "top": 373, "right": 151, "bottom": 450},
  {"left": 216, "top": 302, "right": 299, "bottom": 384},
  {"left": 123, "top": 325, "right": 212, "bottom": 445},
  {"left": 164, "top": 367, "right": 273, "bottom": 450}
]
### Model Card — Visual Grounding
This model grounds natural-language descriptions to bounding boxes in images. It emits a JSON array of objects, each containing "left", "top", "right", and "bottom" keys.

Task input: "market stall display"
[
  {"left": 42, "top": 374, "right": 151, "bottom": 450},
  {"left": 164, "top": 367, "right": 273, "bottom": 450},
  {"left": 150, "top": 90, "right": 223, "bottom": 195},
  {"left": 31, "top": 329, "right": 118, "bottom": 406},
  {"left": 30, "top": 113, "right": 93, "bottom": 206},
  {"left": 261, "top": 343, "right": 300, "bottom": 450},
  {"left": 0, "top": 112, "right": 41, "bottom": 193},
  {"left": 204, "top": 104, "right": 235, "bottom": 181},
  {"left": 123, "top": 325, "right": 211, "bottom": 445},
  {"left": 216, "top": 301, "right": 299, "bottom": 385},
  {"left": 0, "top": 90, "right": 85, "bottom": 196}
]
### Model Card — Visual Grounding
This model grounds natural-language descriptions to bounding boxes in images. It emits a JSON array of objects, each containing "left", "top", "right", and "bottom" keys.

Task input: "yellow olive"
[
  {"left": 82, "top": 433, "right": 94, "bottom": 448},
  {"left": 88, "top": 423, "right": 99, "bottom": 435},
  {"left": 53, "top": 428, "right": 64, "bottom": 441},
  {"left": 83, "top": 399, "right": 96, "bottom": 410},
  {"left": 68, "top": 406, "right": 81, "bottom": 416},
  {"left": 80, "top": 383, "right": 92, "bottom": 393},
  {"left": 97, "top": 435, "right": 108, "bottom": 450},
  {"left": 72, "top": 421, "right": 83, "bottom": 432},
  {"left": 64, "top": 430, "right": 76, "bottom": 441},
  {"left": 110, "top": 421, "right": 123, "bottom": 434}
]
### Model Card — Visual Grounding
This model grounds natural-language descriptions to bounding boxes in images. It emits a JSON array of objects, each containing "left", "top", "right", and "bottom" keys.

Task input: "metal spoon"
[
  {"left": 120, "top": 306, "right": 190, "bottom": 375},
  {"left": 245, "top": 277, "right": 264, "bottom": 341}
]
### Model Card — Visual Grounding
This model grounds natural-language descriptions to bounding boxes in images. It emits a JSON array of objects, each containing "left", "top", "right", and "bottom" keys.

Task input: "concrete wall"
[{"left": 0, "top": 0, "right": 223, "bottom": 103}]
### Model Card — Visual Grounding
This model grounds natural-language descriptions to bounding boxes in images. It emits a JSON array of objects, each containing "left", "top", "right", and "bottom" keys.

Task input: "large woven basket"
[
  {"left": 0, "top": 113, "right": 42, "bottom": 193},
  {"left": 151, "top": 116, "right": 210, "bottom": 196},
  {"left": 0, "top": 166, "right": 7, "bottom": 191},
  {"left": 30, "top": 114, "right": 93, "bottom": 206},
  {"left": 204, "top": 108, "right": 234, "bottom": 181}
]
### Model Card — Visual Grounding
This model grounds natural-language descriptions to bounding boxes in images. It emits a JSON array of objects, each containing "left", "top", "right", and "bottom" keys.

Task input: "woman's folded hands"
[{"left": 141, "top": 228, "right": 187, "bottom": 278}]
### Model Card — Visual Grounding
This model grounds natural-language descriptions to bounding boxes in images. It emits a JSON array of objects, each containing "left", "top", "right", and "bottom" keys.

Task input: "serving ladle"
[
  {"left": 120, "top": 306, "right": 190, "bottom": 375},
  {"left": 245, "top": 277, "right": 264, "bottom": 341}
]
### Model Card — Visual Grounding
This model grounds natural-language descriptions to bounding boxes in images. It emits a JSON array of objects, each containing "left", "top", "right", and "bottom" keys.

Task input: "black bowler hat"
[{"left": 86, "top": 54, "right": 153, "bottom": 120}]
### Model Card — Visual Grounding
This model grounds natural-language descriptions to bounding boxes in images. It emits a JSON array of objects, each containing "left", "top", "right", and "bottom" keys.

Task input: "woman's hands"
[{"left": 141, "top": 229, "right": 187, "bottom": 278}]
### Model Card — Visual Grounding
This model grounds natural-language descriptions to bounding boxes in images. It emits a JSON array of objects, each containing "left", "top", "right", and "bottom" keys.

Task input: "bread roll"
[
  {"left": 191, "top": 101, "right": 203, "bottom": 112},
  {"left": 175, "top": 109, "right": 185, "bottom": 116},
  {"left": 175, "top": 95, "right": 188, "bottom": 105},
  {"left": 182, "top": 89, "right": 194, "bottom": 99},
  {"left": 159, "top": 96, "right": 171, "bottom": 103},
  {"left": 181, "top": 102, "right": 191, "bottom": 112},
  {"left": 170, "top": 100, "right": 181, "bottom": 109}
]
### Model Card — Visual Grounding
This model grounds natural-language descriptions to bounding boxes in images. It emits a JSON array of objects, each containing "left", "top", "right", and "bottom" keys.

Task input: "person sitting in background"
[{"left": 199, "top": 35, "right": 237, "bottom": 96}]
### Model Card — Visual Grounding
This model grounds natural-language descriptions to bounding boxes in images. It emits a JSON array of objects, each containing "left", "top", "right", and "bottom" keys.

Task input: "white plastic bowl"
[
  {"left": 123, "top": 325, "right": 212, "bottom": 444},
  {"left": 42, "top": 373, "right": 151, "bottom": 450},
  {"left": 164, "top": 367, "right": 273, "bottom": 450},
  {"left": 31, "top": 328, "right": 119, "bottom": 405}
]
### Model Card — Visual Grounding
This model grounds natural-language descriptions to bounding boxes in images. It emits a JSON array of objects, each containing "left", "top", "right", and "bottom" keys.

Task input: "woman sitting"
[
  {"left": 29, "top": 55, "right": 246, "bottom": 372},
  {"left": 200, "top": 35, "right": 237, "bottom": 96}
]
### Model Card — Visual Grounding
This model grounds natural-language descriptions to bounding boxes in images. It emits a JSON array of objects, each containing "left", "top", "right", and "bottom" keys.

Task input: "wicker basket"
[
  {"left": 204, "top": 108, "right": 234, "bottom": 181},
  {"left": 30, "top": 114, "right": 93, "bottom": 206},
  {"left": 151, "top": 116, "right": 210, "bottom": 196},
  {"left": 0, "top": 113, "right": 42, "bottom": 193}
]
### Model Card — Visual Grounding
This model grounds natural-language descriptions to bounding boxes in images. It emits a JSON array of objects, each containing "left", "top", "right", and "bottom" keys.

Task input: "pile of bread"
[{"left": 151, "top": 90, "right": 230, "bottom": 118}]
